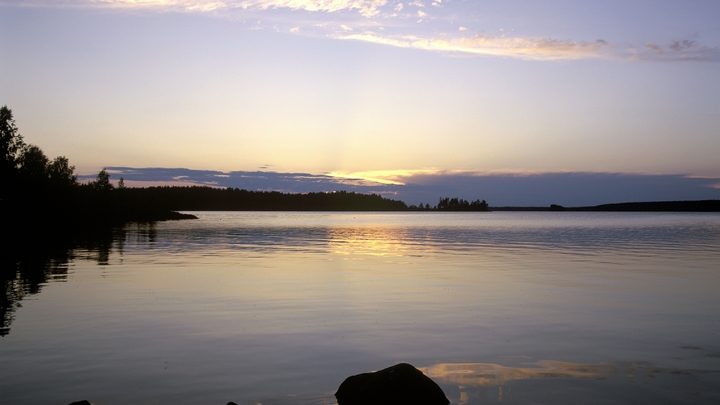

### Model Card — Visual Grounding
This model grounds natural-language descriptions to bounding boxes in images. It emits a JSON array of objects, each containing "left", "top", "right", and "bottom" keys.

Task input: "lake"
[{"left": 2, "top": 212, "right": 720, "bottom": 405}]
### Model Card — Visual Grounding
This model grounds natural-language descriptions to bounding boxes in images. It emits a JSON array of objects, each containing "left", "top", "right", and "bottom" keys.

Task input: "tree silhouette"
[
  {"left": 89, "top": 168, "right": 114, "bottom": 192},
  {"left": 0, "top": 106, "right": 24, "bottom": 197},
  {"left": 18, "top": 145, "right": 49, "bottom": 184},
  {"left": 48, "top": 156, "right": 78, "bottom": 189},
  {"left": 0, "top": 106, "right": 23, "bottom": 168},
  {"left": 436, "top": 197, "right": 488, "bottom": 211}
]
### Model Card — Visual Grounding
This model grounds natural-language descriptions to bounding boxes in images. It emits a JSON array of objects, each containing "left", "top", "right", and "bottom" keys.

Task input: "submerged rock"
[{"left": 335, "top": 363, "right": 449, "bottom": 405}]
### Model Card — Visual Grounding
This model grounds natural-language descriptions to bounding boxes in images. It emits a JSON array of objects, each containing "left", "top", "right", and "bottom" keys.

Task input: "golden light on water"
[{"left": 326, "top": 228, "right": 410, "bottom": 258}]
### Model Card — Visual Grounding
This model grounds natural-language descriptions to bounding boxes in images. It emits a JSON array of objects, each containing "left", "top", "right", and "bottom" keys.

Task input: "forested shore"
[
  {"left": 117, "top": 187, "right": 409, "bottom": 211},
  {"left": 1, "top": 106, "right": 196, "bottom": 228},
  {"left": 114, "top": 187, "right": 492, "bottom": 212},
  {"left": 0, "top": 105, "right": 488, "bottom": 227}
]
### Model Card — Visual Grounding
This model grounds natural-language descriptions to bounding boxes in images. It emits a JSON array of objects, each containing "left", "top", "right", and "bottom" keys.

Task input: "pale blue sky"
[{"left": 1, "top": 1, "right": 719, "bottom": 204}]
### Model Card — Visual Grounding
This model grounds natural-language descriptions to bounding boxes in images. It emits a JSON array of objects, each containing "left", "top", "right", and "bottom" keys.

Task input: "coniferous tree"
[{"left": 0, "top": 106, "right": 25, "bottom": 197}]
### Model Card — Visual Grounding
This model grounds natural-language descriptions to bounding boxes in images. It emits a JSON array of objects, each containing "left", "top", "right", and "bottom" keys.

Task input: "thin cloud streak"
[
  {"left": 335, "top": 33, "right": 613, "bottom": 61},
  {"left": 10, "top": 0, "right": 389, "bottom": 16},
  {"left": 637, "top": 40, "right": 720, "bottom": 62},
  {"left": 5, "top": 0, "right": 718, "bottom": 61}
]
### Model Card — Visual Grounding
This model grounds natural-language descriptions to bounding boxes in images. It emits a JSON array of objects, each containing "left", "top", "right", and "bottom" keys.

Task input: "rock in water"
[{"left": 335, "top": 363, "right": 449, "bottom": 405}]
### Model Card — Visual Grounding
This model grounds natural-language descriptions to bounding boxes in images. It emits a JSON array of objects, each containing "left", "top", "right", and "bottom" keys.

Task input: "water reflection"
[
  {"left": 326, "top": 227, "right": 422, "bottom": 257},
  {"left": 422, "top": 359, "right": 720, "bottom": 404},
  {"left": 1, "top": 250, "right": 71, "bottom": 336},
  {"left": 2, "top": 213, "right": 719, "bottom": 405},
  {"left": 0, "top": 223, "right": 159, "bottom": 336},
  {"left": 246, "top": 358, "right": 720, "bottom": 405},
  {"left": 127, "top": 212, "right": 720, "bottom": 258},
  {"left": 5, "top": 212, "right": 719, "bottom": 337}
]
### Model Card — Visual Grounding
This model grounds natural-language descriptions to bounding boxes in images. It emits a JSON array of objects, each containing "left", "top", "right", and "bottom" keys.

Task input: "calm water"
[{"left": 2, "top": 212, "right": 720, "bottom": 405}]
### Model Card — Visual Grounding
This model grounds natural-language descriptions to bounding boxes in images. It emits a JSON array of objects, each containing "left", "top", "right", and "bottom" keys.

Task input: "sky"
[{"left": 2, "top": 0, "right": 720, "bottom": 206}]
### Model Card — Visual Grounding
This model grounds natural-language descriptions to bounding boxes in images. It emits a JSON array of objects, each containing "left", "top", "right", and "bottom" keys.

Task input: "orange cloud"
[
  {"left": 328, "top": 168, "right": 565, "bottom": 185},
  {"left": 328, "top": 169, "right": 445, "bottom": 185}
]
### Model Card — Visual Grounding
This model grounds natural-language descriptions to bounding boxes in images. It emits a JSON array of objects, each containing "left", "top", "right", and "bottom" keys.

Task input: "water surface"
[{"left": 2, "top": 212, "right": 719, "bottom": 404}]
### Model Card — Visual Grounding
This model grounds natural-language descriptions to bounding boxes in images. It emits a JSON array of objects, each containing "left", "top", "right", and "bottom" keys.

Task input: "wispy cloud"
[
  {"left": 29, "top": 0, "right": 390, "bottom": 16},
  {"left": 335, "top": 32, "right": 720, "bottom": 61},
  {"left": 335, "top": 33, "right": 614, "bottom": 61},
  {"left": 636, "top": 39, "right": 720, "bottom": 62},
  {"left": 6, "top": 0, "right": 719, "bottom": 61}
]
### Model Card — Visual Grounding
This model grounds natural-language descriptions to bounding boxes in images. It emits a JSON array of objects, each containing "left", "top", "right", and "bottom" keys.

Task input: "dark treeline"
[
  {"left": 0, "top": 106, "right": 194, "bottom": 228},
  {"left": 434, "top": 197, "right": 489, "bottom": 211},
  {"left": 119, "top": 187, "right": 490, "bottom": 212},
  {"left": 120, "top": 187, "right": 409, "bottom": 211},
  {"left": 490, "top": 200, "right": 720, "bottom": 212},
  {"left": 575, "top": 200, "right": 720, "bottom": 212}
]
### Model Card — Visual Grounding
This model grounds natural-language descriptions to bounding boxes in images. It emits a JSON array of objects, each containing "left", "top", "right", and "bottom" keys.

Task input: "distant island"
[{"left": 490, "top": 200, "right": 720, "bottom": 212}]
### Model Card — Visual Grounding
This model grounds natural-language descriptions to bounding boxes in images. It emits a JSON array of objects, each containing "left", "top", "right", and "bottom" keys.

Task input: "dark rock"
[
  {"left": 335, "top": 363, "right": 449, "bottom": 405},
  {"left": 227, "top": 402, "right": 239, "bottom": 405},
  {"left": 68, "top": 401, "right": 92, "bottom": 405}
]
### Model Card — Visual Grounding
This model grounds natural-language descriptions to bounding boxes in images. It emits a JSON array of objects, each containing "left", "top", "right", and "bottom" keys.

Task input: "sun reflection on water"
[{"left": 325, "top": 227, "right": 417, "bottom": 258}]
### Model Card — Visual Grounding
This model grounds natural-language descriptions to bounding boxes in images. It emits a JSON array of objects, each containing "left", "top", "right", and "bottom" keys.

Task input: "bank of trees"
[
  {"left": 117, "top": 187, "right": 408, "bottom": 211},
  {"left": 1, "top": 106, "right": 81, "bottom": 224},
  {"left": 1, "top": 107, "right": 78, "bottom": 201},
  {"left": 435, "top": 197, "right": 489, "bottom": 211},
  {"left": 0, "top": 106, "right": 187, "bottom": 225}
]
